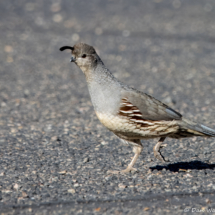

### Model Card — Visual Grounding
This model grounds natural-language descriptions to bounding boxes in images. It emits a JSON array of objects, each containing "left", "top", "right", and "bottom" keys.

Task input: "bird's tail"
[{"left": 172, "top": 118, "right": 215, "bottom": 138}]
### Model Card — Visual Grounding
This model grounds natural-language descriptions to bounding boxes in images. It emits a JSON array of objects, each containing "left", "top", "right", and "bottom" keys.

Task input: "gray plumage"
[{"left": 60, "top": 43, "right": 215, "bottom": 173}]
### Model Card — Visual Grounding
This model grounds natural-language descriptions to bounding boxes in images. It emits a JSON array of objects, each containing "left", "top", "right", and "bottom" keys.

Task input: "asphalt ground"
[{"left": 0, "top": 0, "right": 215, "bottom": 214}]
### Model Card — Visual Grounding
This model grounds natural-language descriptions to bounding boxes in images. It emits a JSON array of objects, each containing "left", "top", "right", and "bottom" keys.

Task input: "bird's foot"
[
  {"left": 107, "top": 167, "right": 137, "bottom": 174},
  {"left": 153, "top": 150, "right": 167, "bottom": 162},
  {"left": 121, "top": 167, "right": 137, "bottom": 173},
  {"left": 153, "top": 137, "right": 168, "bottom": 162},
  {"left": 107, "top": 170, "right": 121, "bottom": 174},
  {"left": 153, "top": 138, "right": 168, "bottom": 162}
]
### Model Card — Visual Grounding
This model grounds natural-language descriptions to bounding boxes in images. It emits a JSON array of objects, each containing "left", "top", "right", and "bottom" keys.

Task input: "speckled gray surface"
[{"left": 0, "top": 0, "right": 215, "bottom": 214}]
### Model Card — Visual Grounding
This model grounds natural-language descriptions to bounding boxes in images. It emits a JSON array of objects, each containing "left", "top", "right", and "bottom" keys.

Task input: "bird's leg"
[
  {"left": 153, "top": 137, "right": 166, "bottom": 162},
  {"left": 107, "top": 144, "right": 143, "bottom": 174},
  {"left": 121, "top": 145, "right": 143, "bottom": 173}
]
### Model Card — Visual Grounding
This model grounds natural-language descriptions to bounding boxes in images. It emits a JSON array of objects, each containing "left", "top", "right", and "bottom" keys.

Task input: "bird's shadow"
[{"left": 150, "top": 160, "right": 215, "bottom": 172}]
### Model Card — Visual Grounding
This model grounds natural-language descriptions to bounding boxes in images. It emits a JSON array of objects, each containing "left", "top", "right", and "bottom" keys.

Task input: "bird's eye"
[{"left": 82, "top": 54, "right": 86, "bottom": 58}]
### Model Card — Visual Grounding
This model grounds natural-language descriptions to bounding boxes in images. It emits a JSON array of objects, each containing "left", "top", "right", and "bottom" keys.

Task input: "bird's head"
[{"left": 60, "top": 43, "right": 99, "bottom": 73}]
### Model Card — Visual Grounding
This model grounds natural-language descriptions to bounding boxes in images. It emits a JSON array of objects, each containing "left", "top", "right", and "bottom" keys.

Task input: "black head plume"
[{"left": 59, "top": 46, "right": 74, "bottom": 51}]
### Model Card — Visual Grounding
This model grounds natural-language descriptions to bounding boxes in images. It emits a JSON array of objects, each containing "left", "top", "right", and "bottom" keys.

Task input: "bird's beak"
[{"left": 70, "top": 56, "right": 76, "bottom": 62}]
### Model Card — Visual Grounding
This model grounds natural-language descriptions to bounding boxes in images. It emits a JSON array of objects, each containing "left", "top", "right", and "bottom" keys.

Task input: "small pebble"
[
  {"left": 68, "top": 189, "right": 76, "bottom": 194},
  {"left": 83, "top": 157, "right": 89, "bottom": 163}
]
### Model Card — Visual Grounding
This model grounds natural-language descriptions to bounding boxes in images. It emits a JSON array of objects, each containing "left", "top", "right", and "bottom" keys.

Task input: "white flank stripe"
[
  {"left": 129, "top": 114, "right": 142, "bottom": 117},
  {"left": 133, "top": 114, "right": 142, "bottom": 117},
  {"left": 130, "top": 119, "right": 154, "bottom": 125},
  {"left": 120, "top": 110, "right": 133, "bottom": 113}
]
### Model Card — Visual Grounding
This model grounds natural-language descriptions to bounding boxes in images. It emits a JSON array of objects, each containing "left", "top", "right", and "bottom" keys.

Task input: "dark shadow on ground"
[{"left": 150, "top": 160, "right": 215, "bottom": 172}]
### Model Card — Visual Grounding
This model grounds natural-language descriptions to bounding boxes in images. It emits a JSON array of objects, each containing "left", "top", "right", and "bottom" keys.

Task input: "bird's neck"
[
  {"left": 83, "top": 61, "right": 115, "bottom": 84},
  {"left": 83, "top": 62, "right": 121, "bottom": 114}
]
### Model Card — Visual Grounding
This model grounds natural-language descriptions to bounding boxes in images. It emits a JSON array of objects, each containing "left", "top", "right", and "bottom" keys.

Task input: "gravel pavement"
[{"left": 1, "top": 0, "right": 215, "bottom": 214}]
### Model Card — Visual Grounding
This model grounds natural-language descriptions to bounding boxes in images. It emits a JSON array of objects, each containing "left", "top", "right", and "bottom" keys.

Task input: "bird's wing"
[{"left": 119, "top": 88, "right": 182, "bottom": 121}]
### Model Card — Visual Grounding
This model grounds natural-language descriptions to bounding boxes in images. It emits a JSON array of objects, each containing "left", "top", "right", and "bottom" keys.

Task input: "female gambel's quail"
[{"left": 60, "top": 43, "right": 215, "bottom": 174}]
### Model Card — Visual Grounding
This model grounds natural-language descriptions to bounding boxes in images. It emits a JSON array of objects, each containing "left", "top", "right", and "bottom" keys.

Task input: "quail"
[{"left": 60, "top": 43, "right": 215, "bottom": 174}]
